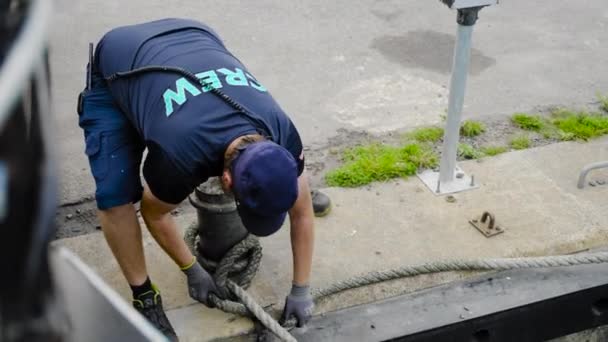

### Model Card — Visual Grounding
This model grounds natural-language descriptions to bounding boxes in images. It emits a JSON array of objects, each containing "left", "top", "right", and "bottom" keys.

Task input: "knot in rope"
[
  {"left": 207, "top": 234, "right": 262, "bottom": 314},
  {"left": 184, "top": 223, "right": 262, "bottom": 314},
  {"left": 184, "top": 223, "right": 296, "bottom": 342}
]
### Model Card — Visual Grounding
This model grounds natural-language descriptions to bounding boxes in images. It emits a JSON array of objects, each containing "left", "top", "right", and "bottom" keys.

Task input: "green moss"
[
  {"left": 326, "top": 98, "right": 608, "bottom": 188},
  {"left": 558, "top": 131, "right": 576, "bottom": 141},
  {"left": 460, "top": 120, "right": 486, "bottom": 137},
  {"left": 406, "top": 126, "right": 444, "bottom": 143},
  {"left": 551, "top": 109, "right": 608, "bottom": 140},
  {"left": 325, "top": 143, "right": 438, "bottom": 187},
  {"left": 509, "top": 134, "right": 531, "bottom": 150},
  {"left": 537, "top": 120, "right": 575, "bottom": 141},
  {"left": 551, "top": 108, "right": 577, "bottom": 119},
  {"left": 480, "top": 145, "right": 508, "bottom": 156},
  {"left": 598, "top": 93, "right": 608, "bottom": 113},
  {"left": 538, "top": 125, "right": 559, "bottom": 140},
  {"left": 511, "top": 113, "right": 544, "bottom": 131},
  {"left": 458, "top": 143, "right": 484, "bottom": 159}
]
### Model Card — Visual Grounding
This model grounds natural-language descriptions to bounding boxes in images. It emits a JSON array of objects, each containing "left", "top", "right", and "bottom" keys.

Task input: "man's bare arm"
[
  {"left": 288, "top": 174, "right": 315, "bottom": 285},
  {"left": 141, "top": 185, "right": 221, "bottom": 306},
  {"left": 280, "top": 174, "right": 316, "bottom": 326}
]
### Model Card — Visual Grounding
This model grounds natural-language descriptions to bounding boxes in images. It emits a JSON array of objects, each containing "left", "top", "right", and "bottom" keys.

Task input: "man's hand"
[
  {"left": 182, "top": 261, "right": 222, "bottom": 307},
  {"left": 280, "top": 284, "right": 314, "bottom": 327}
]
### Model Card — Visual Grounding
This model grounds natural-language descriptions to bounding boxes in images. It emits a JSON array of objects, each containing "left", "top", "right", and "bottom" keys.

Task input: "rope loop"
[{"left": 184, "top": 223, "right": 296, "bottom": 341}]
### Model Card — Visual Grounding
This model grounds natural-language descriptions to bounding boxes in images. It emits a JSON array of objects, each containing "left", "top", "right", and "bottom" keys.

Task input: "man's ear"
[{"left": 221, "top": 169, "right": 233, "bottom": 192}]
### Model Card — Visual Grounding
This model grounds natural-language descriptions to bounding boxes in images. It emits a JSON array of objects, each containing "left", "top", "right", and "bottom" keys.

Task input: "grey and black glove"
[
  {"left": 279, "top": 283, "right": 314, "bottom": 327},
  {"left": 182, "top": 260, "right": 222, "bottom": 307}
]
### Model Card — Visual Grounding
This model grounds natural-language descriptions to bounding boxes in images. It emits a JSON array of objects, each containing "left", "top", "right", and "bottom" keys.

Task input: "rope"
[
  {"left": 213, "top": 235, "right": 263, "bottom": 292},
  {"left": 227, "top": 280, "right": 296, "bottom": 342},
  {"left": 184, "top": 222, "right": 259, "bottom": 286},
  {"left": 207, "top": 234, "right": 263, "bottom": 317},
  {"left": 184, "top": 224, "right": 294, "bottom": 341},
  {"left": 312, "top": 252, "right": 608, "bottom": 299},
  {"left": 185, "top": 223, "right": 608, "bottom": 341}
]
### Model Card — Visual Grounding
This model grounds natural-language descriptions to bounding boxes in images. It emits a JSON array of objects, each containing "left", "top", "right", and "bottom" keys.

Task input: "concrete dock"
[{"left": 55, "top": 137, "right": 608, "bottom": 341}]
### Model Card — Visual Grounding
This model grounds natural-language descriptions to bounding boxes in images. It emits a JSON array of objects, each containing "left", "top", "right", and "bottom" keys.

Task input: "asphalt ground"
[{"left": 50, "top": 0, "right": 608, "bottom": 207}]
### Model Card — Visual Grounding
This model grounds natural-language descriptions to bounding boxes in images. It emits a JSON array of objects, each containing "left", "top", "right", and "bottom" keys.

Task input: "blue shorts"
[{"left": 78, "top": 71, "right": 145, "bottom": 210}]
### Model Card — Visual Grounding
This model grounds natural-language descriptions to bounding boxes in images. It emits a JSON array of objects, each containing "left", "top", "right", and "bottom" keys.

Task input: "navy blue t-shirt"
[{"left": 94, "top": 19, "right": 303, "bottom": 203}]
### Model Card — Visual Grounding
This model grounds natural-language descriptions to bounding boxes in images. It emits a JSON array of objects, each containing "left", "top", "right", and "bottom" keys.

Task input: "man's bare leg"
[
  {"left": 98, "top": 204, "right": 148, "bottom": 286},
  {"left": 98, "top": 188, "right": 193, "bottom": 281},
  {"left": 99, "top": 202, "right": 178, "bottom": 340}
]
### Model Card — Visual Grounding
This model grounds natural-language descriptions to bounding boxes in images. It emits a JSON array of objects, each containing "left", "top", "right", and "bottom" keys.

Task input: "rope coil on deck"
[{"left": 185, "top": 223, "right": 608, "bottom": 342}]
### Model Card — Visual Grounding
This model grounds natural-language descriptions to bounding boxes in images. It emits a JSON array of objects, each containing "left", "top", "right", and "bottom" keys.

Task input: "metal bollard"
[{"left": 188, "top": 177, "right": 248, "bottom": 268}]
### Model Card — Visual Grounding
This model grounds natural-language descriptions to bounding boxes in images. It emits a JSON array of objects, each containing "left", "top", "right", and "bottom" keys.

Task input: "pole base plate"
[{"left": 417, "top": 167, "right": 479, "bottom": 195}]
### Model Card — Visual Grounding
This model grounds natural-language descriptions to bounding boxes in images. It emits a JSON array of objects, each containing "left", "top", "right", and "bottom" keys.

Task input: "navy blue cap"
[{"left": 232, "top": 141, "right": 299, "bottom": 236}]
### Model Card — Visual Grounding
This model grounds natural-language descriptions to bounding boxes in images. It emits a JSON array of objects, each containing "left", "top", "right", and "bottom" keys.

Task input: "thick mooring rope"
[
  {"left": 208, "top": 234, "right": 263, "bottom": 317},
  {"left": 226, "top": 281, "right": 297, "bottom": 342},
  {"left": 311, "top": 252, "right": 608, "bottom": 299},
  {"left": 185, "top": 224, "right": 295, "bottom": 341},
  {"left": 185, "top": 224, "right": 608, "bottom": 342}
]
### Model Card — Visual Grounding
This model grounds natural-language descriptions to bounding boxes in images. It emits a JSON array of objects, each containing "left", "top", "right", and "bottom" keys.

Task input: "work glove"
[
  {"left": 182, "top": 260, "right": 222, "bottom": 307},
  {"left": 279, "top": 283, "right": 314, "bottom": 327}
]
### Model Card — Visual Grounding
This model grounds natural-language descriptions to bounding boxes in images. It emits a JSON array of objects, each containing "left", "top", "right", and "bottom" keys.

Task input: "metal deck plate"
[
  {"left": 417, "top": 167, "right": 480, "bottom": 195},
  {"left": 469, "top": 212, "right": 504, "bottom": 237}
]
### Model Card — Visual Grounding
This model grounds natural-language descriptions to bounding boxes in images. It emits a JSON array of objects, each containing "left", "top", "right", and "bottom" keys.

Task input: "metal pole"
[
  {"left": 418, "top": 5, "right": 489, "bottom": 195},
  {"left": 439, "top": 23, "right": 474, "bottom": 183}
]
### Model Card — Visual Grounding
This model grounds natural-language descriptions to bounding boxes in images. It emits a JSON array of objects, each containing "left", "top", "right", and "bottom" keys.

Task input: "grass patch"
[
  {"left": 325, "top": 96, "right": 608, "bottom": 188},
  {"left": 509, "top": 134, "right": 531, "bottom": 150},
  {"left": 480, "top": 145, "right": 508, "bottom": 156},
  {"left": 539, "top": 123, "right": 576, "bottom": 141},
  {"left": 406, "top": 126, "right": 444, "bottom": 143},
  {"left": 539, "top": 125, "right": 561, "bottom": 140},
  {"left": 551, "top": 109, "right": 608, "bottom": 140},
  {"left": 325, "top": 143, "right": 438, "bottom": 187},
  {"left": 460, "top": 120, "right": 486, "bottom": 137},
  {"left": 458, "top": 143, "right": 484, "bottom": 159},
  {"left": 511, "top": 113, "right": 544, "bottom": 131},
  {"left": 598, "top": 93, "right": 608, "bottom": 113},
  {"left": 558, "top": 130, "right": 576, "bottom": 141}
]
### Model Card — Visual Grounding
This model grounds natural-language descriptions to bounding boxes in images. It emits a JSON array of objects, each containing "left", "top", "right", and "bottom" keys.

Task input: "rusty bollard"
[{"left": 188, "top": 177, "right": 248, "bottom": 271}]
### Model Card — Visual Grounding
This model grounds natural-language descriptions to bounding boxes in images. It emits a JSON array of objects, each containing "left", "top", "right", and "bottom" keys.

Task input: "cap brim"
[{"left": 237, "top": 203, "right": 287, "bottom": 237}]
